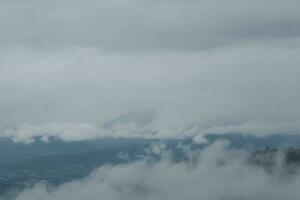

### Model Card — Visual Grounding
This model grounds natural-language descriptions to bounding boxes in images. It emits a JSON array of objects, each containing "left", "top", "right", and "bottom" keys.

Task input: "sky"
[
  {"left": 1, "top": 1, "right": 300, "bottom": 200},
  {"left": 1, "top": 0, "right": 300, "bottom": 143}
]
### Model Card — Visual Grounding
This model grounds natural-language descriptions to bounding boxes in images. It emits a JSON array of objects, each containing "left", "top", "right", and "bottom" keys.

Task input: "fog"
[{"left": 6, "top": 141, "right": 300, "bottom": 200}]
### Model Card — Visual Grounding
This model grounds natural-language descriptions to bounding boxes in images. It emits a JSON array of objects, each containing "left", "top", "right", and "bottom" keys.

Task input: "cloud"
[
  {"left": 3, "top": 119, "right": 300, "bottom": 144},
  {"left": 0, "top": 0, "right": 300, "bottom": 141},
  {"left": 0, "top": 119, "right": 199, "bottom": 143},
  {"left": 1, "top": 45, "right": 300, "bottom": 142},
  {"left": 2, "top": 122, "right": 100, "bottom": 144},
  {"left": 9, "top": 141, "right": 300, "bottom": 200},
  {"left": 0, "top": 0, "right": 299, "bottom": 51},
  {"left": 193, "top": 121, "right": 300, "bottom": 144}
]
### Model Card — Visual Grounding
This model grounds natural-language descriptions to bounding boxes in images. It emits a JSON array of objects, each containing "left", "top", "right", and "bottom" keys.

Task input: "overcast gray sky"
[{"left": 0, "top": 0, "right": 300, "bottom": 142}]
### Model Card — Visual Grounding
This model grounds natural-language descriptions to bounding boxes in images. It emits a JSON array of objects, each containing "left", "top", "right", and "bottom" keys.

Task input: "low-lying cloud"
[
  {"left": 8, "top": 141, "right": 300, "bottom": 200},
  {"left": 3, "top": 119, "right": 300, "bottom": 144}
]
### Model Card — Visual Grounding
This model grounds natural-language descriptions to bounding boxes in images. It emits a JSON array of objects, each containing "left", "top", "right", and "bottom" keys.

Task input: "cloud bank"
[{"left": 8, "top": 141, "right": 300, "bottom": 200}]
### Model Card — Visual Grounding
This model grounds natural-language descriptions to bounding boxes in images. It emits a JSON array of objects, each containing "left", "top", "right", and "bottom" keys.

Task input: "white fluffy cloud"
[
  {"left": 1, "top": 121, "right": 198, "bottom": 143},
  {"left": 4, "top": 120, "right": 300, "bottom": 144},
  {"left": 10, "top": 141, "right": 300, "bottom": 200}
]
